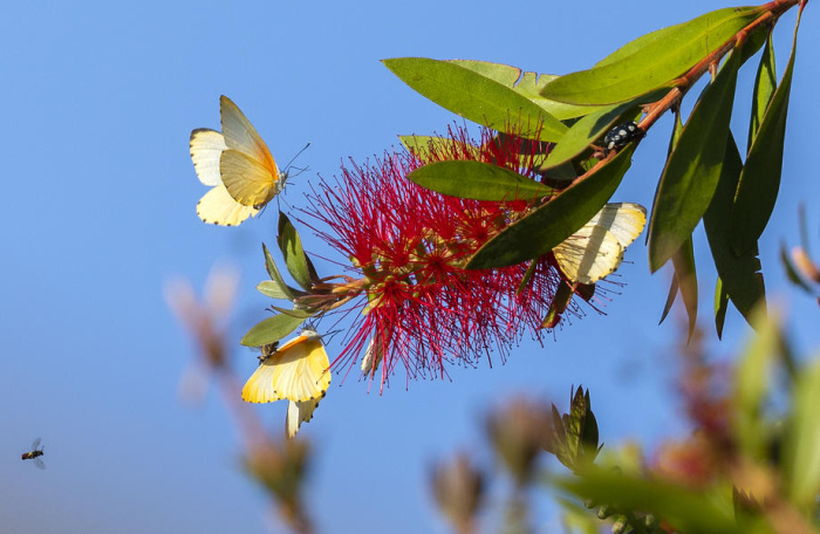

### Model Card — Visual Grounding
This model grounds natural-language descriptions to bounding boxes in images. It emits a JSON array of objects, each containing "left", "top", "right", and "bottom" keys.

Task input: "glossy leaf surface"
[
  {"left": 383, "top": 58, "right": 567, "bottom": 141},
  {"left": 648, "top": 49, "right": 741, "bottom": 272},
  {"left": 541, "top": 6, "right": 761, "bottom": 105},
  {"left": 468, "top": 145, "right": 635, "bottom": 269},
  {"left": 407, "top": 161, "right": 551, "bottom": 201}
]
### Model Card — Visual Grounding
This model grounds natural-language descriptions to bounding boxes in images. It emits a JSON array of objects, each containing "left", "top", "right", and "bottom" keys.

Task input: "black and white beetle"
[{"left": 603, "top": 121, "right": 645, "bottom": 152}]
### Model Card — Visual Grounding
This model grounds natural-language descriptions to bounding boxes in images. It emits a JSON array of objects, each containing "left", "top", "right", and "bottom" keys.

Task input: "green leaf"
[
  {"left": 704, "top": 134, "right": 766, "bottom": 327},
  {"left": 659, "top": 275, "right": 679, "bottom": 325},
  {"left": 407, "top": 161, "right": 552, "bottom": 201},
  {"left": 540, "top": 6, "right": 762, "bottom": 105},
  {"left": 450, "top": 60, "right": 608, "bottom": 121},
  {"left": 516, "top": 261, "right": 537, "bottom": 295},
  {"left": 784, "top": 357, "right": 820, "bottom": 506},
  {"left": 730, "top": 21, "right": 798, "bottom": 257},
  {"left": 256, "top": 280, "right": 291, "bottom": 300},
  {"left": 554, "top": 471, "right": 767, "bottom": 534},
  {"left": 714, "top": 277, "right": 730, "bottom": 339},
  {"left": 539, "top": 104, "right": 621, "bottom": 170},
  {"left": 382, "top": 58, "right": 567, "bottom": 142},
  {"left": 542, "top": 282, "right": 573, "bottom": 329},
  {"left": 734, "top": 308, "right": 778, "bottom": 462},
  {"left": 263, "top": 243, "right": 295, "bottom": 301},
  {"left": 399, "top": 135, "right": 479, "bottom": 164},
  {"left": 240, "top": 313, "right": 305, "bottom": 347},
  {"left": 671, "top": 237, "right": 698, "bottom": 341},
  {"left": 277, "top": 212, "right": 314, "bottom": 291},
  {"left": 542, "top": 91, "right": 666, "bottom": 171},
  {"left": 748, "top": 31, "right": 777, "bottom": 149},
  {"left": 467, "top": 145, "right": 635, "bottom": 269},
  {"left": 269, "top": 305, "right": 317, "bottom": 319},
  {"left": 647, "top": 48, "right": 741, "bottom": 272}
]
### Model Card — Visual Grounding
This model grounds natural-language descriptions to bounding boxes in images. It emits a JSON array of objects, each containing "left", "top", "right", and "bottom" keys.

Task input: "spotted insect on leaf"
[{"left": 604, "top": 121, "right": 644, "bottom": 153}]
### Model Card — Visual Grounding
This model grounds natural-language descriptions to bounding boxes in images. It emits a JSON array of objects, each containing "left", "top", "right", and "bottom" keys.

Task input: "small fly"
[{"left": 21, "top": 438, "right": 45, "bottom": 469}]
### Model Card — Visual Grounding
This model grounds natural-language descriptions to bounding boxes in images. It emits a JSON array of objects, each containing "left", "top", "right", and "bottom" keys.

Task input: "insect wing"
[
  {"left": 32, "top": 456, "right": 46, "bottom": 470},
  {"left": 586, "top": 202, "right": 647, "bottom": 248},
  {"left": 220, "top": 149, "right": 279, "bottom": 207},
  {"left": 190, "top": 129, "right": 227, "bottom": 186},
  {"left": 196, "top": 184, "right": 258, "bottom": 226},
  {"left": 30, "top": 438, "right": 41, "bottom": 451},
  {"left": 242, "top": 331, "right": 331, "bottom": 403},
  {"left": 286, "top": 398, "right": 322, "bottom": 439},
  {"left": 219, "top": 96, "right": 281, "bottom": 207},
  {"left": 553, "top": 225, "right": 624, "bottom": 285}
]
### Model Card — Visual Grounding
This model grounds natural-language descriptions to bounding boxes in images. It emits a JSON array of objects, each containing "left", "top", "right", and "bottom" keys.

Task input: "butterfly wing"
[
  {"left": 586, "top": 202, "right": 647, "bottom": 248},
  {"left": 242, "top": 334, "right": 331, "bottom": 403},
  {"left": 196, "top": 184, "right": 258, "bottom": 226},
  {"left": 220, "top": 149, "right": 279, "bottom": 207},
  {"left": 286, "top": 398, "right": 322, "bottom": 439},
  {"left": 190, "top": 129, "right": 227, "bottom": 186},
  {"left": 553, "top": 225, "right": 624, "bottom": 285},
  {"left": 219, "top": 96, "right": 281, "bottom": 208},
  {"left": 553, "top": 202, "right": 647, "bottom": 285}
]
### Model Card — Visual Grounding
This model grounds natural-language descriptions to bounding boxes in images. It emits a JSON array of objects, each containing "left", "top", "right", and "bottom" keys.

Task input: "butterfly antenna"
[
  {"left": 282, "top": 142, "right": 311, "bottom": 177},
  {"left": 322, "top": 328, "right": 344, "bottom": 344}
]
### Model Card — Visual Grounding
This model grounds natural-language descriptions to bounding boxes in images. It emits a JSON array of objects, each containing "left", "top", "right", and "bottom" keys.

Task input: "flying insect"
[{"left": 21, "top": 438, "right": 45, "bottom": 469}]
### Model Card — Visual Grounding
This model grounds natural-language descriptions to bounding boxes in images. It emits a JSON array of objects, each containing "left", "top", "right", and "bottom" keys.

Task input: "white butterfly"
[
  {"left": 552, "top": 203, "right": 647, "bottom": 285},
  {"left": 190, "top": 96, "right": 286, "bottom": 226}
]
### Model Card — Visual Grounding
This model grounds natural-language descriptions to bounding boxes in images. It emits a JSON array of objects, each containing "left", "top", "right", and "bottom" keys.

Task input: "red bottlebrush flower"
[{"left": 301, "top": 125, "right": 593, "bottom": 388}]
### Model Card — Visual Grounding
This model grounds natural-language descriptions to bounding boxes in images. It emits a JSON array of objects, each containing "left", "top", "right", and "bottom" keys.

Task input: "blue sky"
[{"left": 1, "top": 1, "right": 818, "bottom": 532}]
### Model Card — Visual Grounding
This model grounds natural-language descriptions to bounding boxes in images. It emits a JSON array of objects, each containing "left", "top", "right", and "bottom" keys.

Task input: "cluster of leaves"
[
  {"left": 241, "top": 212, "right": 338, "bottom": 347},
  {"left": 431, "top": 311, "right": 820, "bottom": 534},
  {"left": 382, "top": 1, "right": 804, "bottom": 339}
]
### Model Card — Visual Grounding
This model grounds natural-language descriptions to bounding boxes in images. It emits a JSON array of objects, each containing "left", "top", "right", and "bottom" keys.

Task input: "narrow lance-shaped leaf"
[
  {"left": 263, "top": 243, "right": 295, "bottom": 301},
  {"left": 730, "top": 16, "right": 800, "bottom": 256},
  {"left": 277, "top": 212, "right": 315, "bottom": 291},
  {"left": 542, "top": 88, "right": 666, "bottom": 172},
  {"left": 540, "top": 6, "right": 762, "bottom": 105},
  {"left": 704, "top": 133, "right": 766, "bottom": 327},
  {"left": 541, "top": 282, "right": 573, "bottom": 330},
  {"left": 539, "top": 103, "right": 622, "bottom": 171},
  {"left": 241, "top": 313, "right": 306, "bottom": 347},
  {"left": 748, "top": 30, "right": 777, "bottom": 149},
  {"left": 658, "top": 108, "right": 696, "bottom": 328},
  {"left": 383, "top": 58, "right": 567, "bottom": 142},
  {"left": 399, "top": 135, "right": 479, "bottom": 164},
  {"left": 659, "top": 275, "right": 679, "bottom": 325},
  {"left": 714, "top": 277, "right": 730, "bottom": 339},
  {"left": 672, "top": 237, "right": 698, "bottom": 342},
  {"left": 647, "top": 48, "right": 741, "bottom": 272},
  {"left": 256, "top": 280, "right": 291, "bottom": 300},
  {"left": 450, "top": 59, "right": 607, "bottom": 121},
  {"left": 467, "top": 145, "right": 635, "bottom": 270},
  {"left": 407, "top": 161, "right": 552, "bottom": 201}
]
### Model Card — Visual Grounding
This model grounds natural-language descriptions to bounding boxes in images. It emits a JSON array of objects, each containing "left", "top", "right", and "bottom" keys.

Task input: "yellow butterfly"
[
  {"left": 190, "top": 95, "right": 285, "bottom": 226},
  {"left": 552, "top": 202, "right": 647, "bottom": 285},
  {"left": 243, "top": 327, "right": 330, "bottom": 399}
]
